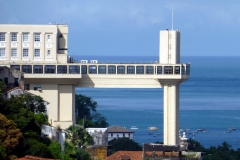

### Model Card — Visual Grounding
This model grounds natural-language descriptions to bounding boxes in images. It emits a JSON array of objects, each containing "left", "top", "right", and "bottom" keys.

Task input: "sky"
[{"left": 2, "top": 0, "right": 240, "bottom": 57}]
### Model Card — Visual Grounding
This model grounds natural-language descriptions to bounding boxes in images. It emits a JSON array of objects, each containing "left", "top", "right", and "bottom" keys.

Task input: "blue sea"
[{"left": 73, "top": 56, "right": 240, "bottom": 149}]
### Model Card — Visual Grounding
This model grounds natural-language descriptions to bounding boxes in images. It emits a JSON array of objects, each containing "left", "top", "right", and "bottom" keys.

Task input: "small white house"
[
  {"left": 86, "top": 128, "right": 108, "bottom": 145},
  {"left": 107, "top": 125, "right": 134, "bottom": 141}
]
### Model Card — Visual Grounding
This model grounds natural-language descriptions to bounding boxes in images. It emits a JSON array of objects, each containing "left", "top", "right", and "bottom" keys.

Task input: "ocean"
[{"left": 73, "top": 56, "right": 240, "bottom": 149}]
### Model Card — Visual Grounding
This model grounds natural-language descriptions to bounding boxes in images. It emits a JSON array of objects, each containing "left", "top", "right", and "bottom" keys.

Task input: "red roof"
[{"left": 104, "top": 151, "right": 142, "bottom": 160}]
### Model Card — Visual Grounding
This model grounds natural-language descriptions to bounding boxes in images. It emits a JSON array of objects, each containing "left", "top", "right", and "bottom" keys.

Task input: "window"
[
  {"left": 136, "top": 66, "right": 144, "bottom": 74},
  {"left": 157, "top": 66, "right": 162, "bottom": 74},
  {"left": 89, "top": 65, "right": 97, "bottom": 74},
  {"left": 0, "top": 49, "right": 5, "bottom": 57},
  {"left": 14, "top": 78, "right": 18, "bottom": 87},
  {"left": 186, "top": 66, "right": 190, "bottom": 75},
  {"left": 34, "top": 33, "right": 40, "bottom": 41},
  {"left": 24, "top": 84, "right": 30, "bottom": 90},
  {"left": 33, "top": 65, "right": 43, "bottom": 73},
  {"left": 117, "top": 66, "right": 125, "bottom": 74},
  {"left": 181, "top": 66, "right": 185, "bottom": 75},
  {"left": 146, "top": 66, "right": 154, "bottom": 74},
  {"left": 23, "top": 49, "right": 28, "bottom": 57},
  {"left": 69, "top": 66, "right": 80, "bottom": 74},
  {"left": 127, "top": 66, "right": 135, "bottom": 74},
  {"left": 34, "top": 49, "right": 40, "bottom": 57},
  {"left": 10, "top": 65, "right": 20, "bottom": 71},
  {"left": 98, "top": 65, "right": 106, "bottom": 74},
  {"left": 45, "top": 65, "right": 55, "bottom": 73},
  {"left": 47, "top": 50, "right": 51, "bottom": 56},
  {"left": 23, "top": 33, "right": 28, "bottom": 42},
  {"left": 11, "top": 33, "right": 17, "bottom": 41},
  {"left": 81, "top": 65, "right": 87, "bottom": 74},
  {"left": 47, "top": 35, "right": 51, "bottom": 41},
  {"left": 57, "top": 65, "right": 67, "bottom": 73},
  {"left": 0, "top": 33, "right": 5, "bottom": 41},
  {"left": 164, "top": 66, "right": 173, "bottom": 74},
  {"left": 108, "top": 65, "right": 116, "bottom": 74},
  {"left": 11, "top": 49, "right": 17, "bottom": 57},
  {"left": 33, "top": 84, "right": 41, "bottom": 91},
  {"left": 22, "top": 65, "right": 32, "bottom": 73},
  {"left": 175, "top": 66, "right": 180, "bottom": 74}
]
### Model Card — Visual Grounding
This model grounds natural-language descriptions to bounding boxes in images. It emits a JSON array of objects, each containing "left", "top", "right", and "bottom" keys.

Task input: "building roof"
[
  {"left": 108, "top": 125, "right": 134, "bottom": 133},
  {"left": 104, "top": 151, "right": 142, "bottom": 160},
  {"left": 15, "top": 155, "right": 59, "bottom": 160}
]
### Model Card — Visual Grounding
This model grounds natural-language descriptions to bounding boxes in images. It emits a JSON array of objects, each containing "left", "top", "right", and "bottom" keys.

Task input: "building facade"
[{"left": 0, "top": 24, "right": 190, "bottom": 146}]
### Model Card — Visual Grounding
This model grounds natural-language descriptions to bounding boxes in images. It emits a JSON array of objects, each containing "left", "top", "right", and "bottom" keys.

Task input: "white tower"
[{"left": 159, "top": 29, "right": 181, "bottom": 145}]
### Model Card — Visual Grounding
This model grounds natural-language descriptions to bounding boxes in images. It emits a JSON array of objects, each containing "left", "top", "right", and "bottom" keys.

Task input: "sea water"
[{"left": 74, "top": 56, "right": 240, "bottom": 149}]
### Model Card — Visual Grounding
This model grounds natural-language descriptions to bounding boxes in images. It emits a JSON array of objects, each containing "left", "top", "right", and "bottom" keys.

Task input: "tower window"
[
  {"left": 34, "top": 33, "right": 40, "bottom": 41},
  {"left": 34, "top": 49, "right": 40, "bottom": 57},
  {"left": 23, "top": 49, "right": 28, "bottom": 57},
  {"left": 23, "top": 33, "right": 28, "bottom": 42},
  {"left": 0, "top": 49, "right": 5, "bottom": 57}
]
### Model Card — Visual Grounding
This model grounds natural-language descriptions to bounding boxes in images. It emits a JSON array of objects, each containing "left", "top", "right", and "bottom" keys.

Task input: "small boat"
[
  {"left": 130, "top": 126, "right": 138, "bottom": 130},
  {"left": 228, "top": 127, "right": 236, "bottom": 131},
  {"left": 148, "top": 126, "right": 158, "bottom": 131},
  {"left": 197, "top": 128, "right": 206, "bottom": 132}
]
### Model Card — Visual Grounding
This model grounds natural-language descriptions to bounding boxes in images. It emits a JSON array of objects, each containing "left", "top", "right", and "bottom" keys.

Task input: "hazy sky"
[{"left": 2, "top": 0, "right": 240, "bottom": 57}]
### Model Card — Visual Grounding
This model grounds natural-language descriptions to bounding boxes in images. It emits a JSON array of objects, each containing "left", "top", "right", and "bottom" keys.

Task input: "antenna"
[
  {"left": 171, "top": 2, "right": 174, "bottom": 30},
  {"left": 0, "top": 0, "right": 2, "bottom": 24}
]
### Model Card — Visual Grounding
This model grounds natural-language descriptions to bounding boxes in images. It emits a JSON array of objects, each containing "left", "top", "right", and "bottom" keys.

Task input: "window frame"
[
  {"left": 0, "top": 33, "right": 5, "bottom": 41},
  {"left": 23, "top": 33, "right": 29, "bottom": 42},
  {"left": 11, "top": 33, "right": 17, "bottom": 41},
  {"left": 34, "top": 33, "right": 40, "bottom": 42},
  {"left": 34, "top": 49, "right": 40, "bottom": 57},
  {"left": 0, "top": 49, "right": 5, "bottom": 57},
  {"left": 23, "top": 49, "right": 28, "bottom": 57},
  {"left": 22, "top": 65, "right": 32, "bottom": 73}
]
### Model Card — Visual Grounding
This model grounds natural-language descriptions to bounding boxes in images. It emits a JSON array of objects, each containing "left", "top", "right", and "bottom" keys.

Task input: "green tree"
[
  {"left": 21, "top": 94, "right": 46, "bottom": 113},
  {"left": 0, "top": 81, "right": 5, "bottom": 95},
  {"left": 75, "top": 94, "right": 109, "bottom": 128},
  {"left": 34, "top": 113, "right": 49, "bottom": 125},
  {"left": 66, "top": 125, "right": 92, "bottom": 148},
  {"left": 75, "top": 94, "right": 97, "bottom": 120},
  {"left": 109, "top": 138, "right": 142, "bottom": 153},
  {"left": 0, "top": 113, "right": 24, "bottom": 159}
]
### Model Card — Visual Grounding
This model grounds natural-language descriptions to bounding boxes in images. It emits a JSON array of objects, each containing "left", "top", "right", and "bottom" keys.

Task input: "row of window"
[
  {"left": 10, "top": 65, "right": 189, "bottom": 75},
  {"left": 0, "top": 48, "right": 51, "bottom": 57},
  {"left": 0, "top": 33, "right": 52, "bottom": 42}
]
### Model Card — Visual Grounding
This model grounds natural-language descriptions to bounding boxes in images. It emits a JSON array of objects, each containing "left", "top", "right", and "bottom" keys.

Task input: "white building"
[
  {"left": 86, "top": 128, "right": 108, "bottom": 145},
  {"left": 107, "top": 125, "right": 134, "bottom": 141},
  {"left": 0, "top": 24, "right": 190, "bottom": 146}
]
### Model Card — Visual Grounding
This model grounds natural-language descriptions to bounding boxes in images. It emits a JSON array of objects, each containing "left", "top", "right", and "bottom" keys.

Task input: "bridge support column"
[{"left": 163, "top": 83, "right": 180, "bottom": 145}]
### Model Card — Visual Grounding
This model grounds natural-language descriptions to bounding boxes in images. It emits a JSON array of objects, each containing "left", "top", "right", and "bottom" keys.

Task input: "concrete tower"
[{"left": 159, "top": 29, "right": 182, "bottom": 145}]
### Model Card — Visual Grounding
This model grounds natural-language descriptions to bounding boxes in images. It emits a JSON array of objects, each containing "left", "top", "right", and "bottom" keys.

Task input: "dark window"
[
  {"left": 69, "top": 66, "right": 80, "bottom": 74},
  {"left": 117, "top": 66, "right": 125, "bottom": 74},
  {"left": 89, "top": 65, "right": 97, "bottom": 74},
  {"left": 57, "top": 65, "right": 67, "bottom": 73},
  {"left": 33, "top": 65, "right": 43, "bottom": 73},
  {"left": 186, "top": 66, "right": 190, "bottom": 75},
  {"left": 181, "top": 66, "right": 186, "bottom": 75},
  {"left": 33, "top": 84, "right": 41, "bottom": 91},
  {"left": 146, "top": 66, "right": 154, "bottom": 74},
  {"left": 4, "top": 77, "right": 8, "bottom": 84},
  {"left": 136, "top": 66, "right": 144, "bottom": 74},
  {"left": 175, "top": 66, "right": 180, "bottom": 74},
  {"left": 14, "top": 78, "right": 18, "bottom": 87},
  {"left": 157, "top": 66, "right": 162, "bottom": 74},
  {"left": 164, "top": 66, "right": 173, "bottom": 74},
  {"left": 24, "top": 84, "right": 30, "bottom": 90},
  {"left": 81, "top": 65, "right": 87, "bottom": 74},
  {"left": 10, "top": 65, "right": 20, "bottom": 71},
  {"left": 45, "top": 65, "right": 55, "bottom": 73},
  {"left": 98, "top": 65, "right": 106, "bottom": 74},
  {"left": 108, "top": 65, "right": 116, "bottom": 74},
  {"left": 127, "top": 66, "right": 135, "bottom": 74},
  {"left": 22, "top": 65, "right": 32, "bottom": 73}
]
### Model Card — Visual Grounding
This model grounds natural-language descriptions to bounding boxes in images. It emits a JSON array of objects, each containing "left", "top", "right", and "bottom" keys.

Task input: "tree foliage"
[
  {"left": 0, "top": 113, "right": 24, "bottom": 159},
  {"left": 75, "top": 94, "right": 109, "bottom": 128},
  {"left": 21, "top": 94, "right": 46, "bottom": 113},
  {"left": 66, "top": 125, "right": 92, "bottom": 148},
  {"left": 109, "top": 138, "right": 142, "bottom": 152}
]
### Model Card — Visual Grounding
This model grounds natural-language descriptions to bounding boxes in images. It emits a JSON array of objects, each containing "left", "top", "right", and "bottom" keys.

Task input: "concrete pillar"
[{"left": 163, "top": 83, "right": 180, "bottom": 145}]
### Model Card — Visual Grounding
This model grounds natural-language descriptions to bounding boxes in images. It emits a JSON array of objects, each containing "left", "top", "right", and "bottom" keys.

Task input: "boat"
[
  {"left": 148, "top": 126, "right": 158, "bottom": 131},
  {"left": 197, "top": 128, "right": 206, "bottom": 132},
  {"left": 130, "top": 126, "right": 138, "bottom": 130}
]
